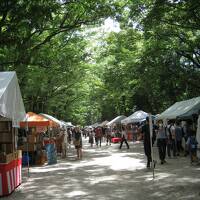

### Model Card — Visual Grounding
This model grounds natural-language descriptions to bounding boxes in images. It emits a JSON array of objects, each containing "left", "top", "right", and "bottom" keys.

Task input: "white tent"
[
  {"left": 65, "top": 122, "right": 74, "bottom": 127},
  {"left": 121, "top": 110, "right": 148, "bottom": 124},
  {"left": 106, "top": 115, "right": 127, "bottom": 126},
  {"left": 0, "top": 72, "right": 26, "bottom": 127},
  {"left": 91, "top": 122, "right": 100, "bottom": 128},
  {"left": 39, "top": 113, "right": 63, "bottom": 127},
  {"left": 60, "top": 121, "right": 74, "bottom": 128},
  {"left": 158, "top": 96, "right": 200, "bottom": 120},
  {"left": 98, "top": 120, "right": 109, "bottom": 127}
]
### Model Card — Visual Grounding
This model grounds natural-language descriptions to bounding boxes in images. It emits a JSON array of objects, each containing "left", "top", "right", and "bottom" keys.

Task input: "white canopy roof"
[
  {"left": 91, "top": 122, "right": 100, "bottom": 128},
  {"left": 98, "top": 120, "right": 109, "bottom": 127},
  {"left": 39, "top": 113, "right": 63, "bottom": 127},
  {"left": 158, "top": 96, "right": 200, "bottom": 120},
  {"left": 60, "top": 120, "right": 74, "bottom": 128},
  {"left": 106, "top": 115, "right": 127, "bottom": 126},
  {"left": 0, "top": 72, "right": 26, "bottom": 127},
  {"left": 121, "top": 110, "right": 148, "bottom": 124}
]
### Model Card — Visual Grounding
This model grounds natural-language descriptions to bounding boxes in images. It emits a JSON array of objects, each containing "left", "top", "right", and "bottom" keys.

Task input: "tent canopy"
[
  {"left": 20, "top": 112, "right": 50, "bottom": 127},
  {"left": 106, "top": 115, "right": 127, "bottom": 126},
  {"left": 60, "top": 120, "right": 74, "bottom": 128},
  {"left": 121, "top": 110, "right": 148, "bottom": 124},
  {"left": 98, "top": 120, "right": 109, "bottom": 127},
  {"left": 0, "top": 72, "right": 26, "bottom": 127},
  {"left": 91, "top": 122, "right": 100, "bottom": 128},
  {"left": 39, "top": 113, "right": 62, "bottom": 127},
  {"left": 158, "top": 96, "right": 200, "bottom": 120}
]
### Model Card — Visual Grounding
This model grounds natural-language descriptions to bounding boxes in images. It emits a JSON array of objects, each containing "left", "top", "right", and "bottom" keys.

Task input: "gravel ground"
[{"left": 2, "top": 138, "right": 200, "bottom": 200}]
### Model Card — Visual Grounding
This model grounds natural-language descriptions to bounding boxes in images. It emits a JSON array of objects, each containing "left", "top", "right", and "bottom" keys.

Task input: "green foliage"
[
  {"left": 1, "top": 0, "right": 200, "bottom": 125},
  {"left": 90, "top": 0, "right": 200, "bottom": 121}
]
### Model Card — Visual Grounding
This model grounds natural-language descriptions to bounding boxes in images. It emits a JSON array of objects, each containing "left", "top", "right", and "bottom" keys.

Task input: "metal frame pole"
[{"left": 25, "top": 119, "right": 30, "bottom": 177}]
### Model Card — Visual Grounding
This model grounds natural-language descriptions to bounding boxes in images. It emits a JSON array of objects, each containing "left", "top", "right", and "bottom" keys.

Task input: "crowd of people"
[
  {"left": 56, "top": 117, "right": 199, "bottom": 167},
  {"left": 142, "top": 117, "right": 199, "bottom": 168}
]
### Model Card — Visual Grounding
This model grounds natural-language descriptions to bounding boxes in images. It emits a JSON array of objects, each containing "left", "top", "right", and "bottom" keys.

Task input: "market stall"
[
  {"left": 107, "top": 115, "right": 126, "bottom": 143},
  {"left": 157, "top": 96, "right": 200, "bottom": 120},
  {"left": 121, "top": 110, "right": 148, "bottom": 124},
  {"left": 0, "top": 72, "right": 26, "bottom": 197},
  {"left": 19, "top": 112, "right": 55, "bottom": 166},
  {"left": 98, "top": 120, "right": 109, "bottom": 127},
  {"left": 121, "top": 111, "right": 148, "bottom": 140},
  {"left": 39, "top": 113, "right": 63, "bottom": 156}
]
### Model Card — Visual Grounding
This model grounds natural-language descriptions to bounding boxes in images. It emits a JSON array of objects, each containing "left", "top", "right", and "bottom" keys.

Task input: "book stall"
[{"left": 19, "top": 112, "right": 56, "bottom": 166}]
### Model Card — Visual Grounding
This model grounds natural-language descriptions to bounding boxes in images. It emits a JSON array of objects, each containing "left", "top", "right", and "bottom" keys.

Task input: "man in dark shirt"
[{"left": 141, "top": 117, "right": 152, "bottom": 168}]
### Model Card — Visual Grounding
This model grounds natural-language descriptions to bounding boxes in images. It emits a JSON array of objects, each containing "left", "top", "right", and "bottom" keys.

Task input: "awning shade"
[
  {"left": 0, "top": 71, "right": 26, "bottom": 127},
  {"left": 39, "top": 113, "right": 62, "bottom": 127},
  {"left": 20, "top": 112, "right": 50, "bottom": 127},
  {"left": 158, "top": 96, "right": 200, "bottom": 120},
  {"left": 91, "top": 122, "right": 99, "bottom": 128},
  {"left": 106, "top": 115, "right": 127, "bottom": 126},
  {"left": 60, "top": 120, "right": 74, "bottom": 127},
  {"left": 121, "top": 111, "right": 148, "bottom": 124},
  {"left": 98, "top": 120, "right": 109, "bottom": 127}
]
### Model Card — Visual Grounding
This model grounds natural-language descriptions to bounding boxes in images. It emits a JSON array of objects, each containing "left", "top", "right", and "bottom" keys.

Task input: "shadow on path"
[{"left": 3, "top": 141, "right": 200, "bottom": 200}]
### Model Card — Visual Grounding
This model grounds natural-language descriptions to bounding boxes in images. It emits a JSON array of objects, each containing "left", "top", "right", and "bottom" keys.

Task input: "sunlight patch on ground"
[
  {"left": 87, "top": 175, "right": 118, "bottom": 185},
  {"left": 92, "top": 154, "right": 145, "bottom": 171},
  {"left": 28, "top": 151, "right": 145, "bottom": 174},
  {"left": 30, "top": 167, "right": 70, "bottom": 173},
  {"left": 65, "top": 190, "right": 87, "bottom": 198}
]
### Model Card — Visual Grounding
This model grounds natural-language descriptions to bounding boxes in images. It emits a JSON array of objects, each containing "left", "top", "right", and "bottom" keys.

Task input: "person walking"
[
  {"left": 89, "top": 130, "right": 94, "bottom": 147},
  {"left": 157, "top": 120, "right": 167, "bottom": 164},
  {"left": 141, "top": 117, "right": 152, "bottom": 168},
  {"left": 175, "top": 121, "right": 183, "bottom": 156},
  {"left": 132, "top": 124, "right": 138, "bottom": 142},
  {"left": 119, "top": 126, "right": 129, "bottom": 149},
  {"left": 62, "top": 129, "right": 68, "bottom": 158},
  {"left": 166, "top": 121, "right": 177, "bottom": 158},
  {"left": 73, "top": 126, "right": 83, "bottom": 160},
  {"left": 106, "top": 127, "right": 112, "bottom": 145}
]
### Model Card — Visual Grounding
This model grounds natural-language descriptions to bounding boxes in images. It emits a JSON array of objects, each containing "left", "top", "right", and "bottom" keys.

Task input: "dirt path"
[{"left": 2, "top": 139, "right": 200, "bottom": 200}]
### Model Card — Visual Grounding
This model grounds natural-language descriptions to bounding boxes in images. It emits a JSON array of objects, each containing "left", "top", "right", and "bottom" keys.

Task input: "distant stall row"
[
  {"left": 89, "top": 97, "right": 200, "bottom": 144},
  {"left": 90, "top": 96, "right": 200, "bottom": 127}
]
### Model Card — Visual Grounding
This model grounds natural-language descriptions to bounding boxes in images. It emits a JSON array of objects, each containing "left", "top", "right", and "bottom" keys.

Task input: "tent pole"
[
  {"left": 25, "top": 119, "right": 30, "bottom": 177},
  {"left": 149, "top": 114, "right": 155, "bottom": 179}
]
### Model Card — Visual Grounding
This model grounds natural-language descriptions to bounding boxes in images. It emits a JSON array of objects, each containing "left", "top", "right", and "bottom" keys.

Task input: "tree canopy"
[{"left": 0, "top": 0, "right": 200, "bottom": 125}]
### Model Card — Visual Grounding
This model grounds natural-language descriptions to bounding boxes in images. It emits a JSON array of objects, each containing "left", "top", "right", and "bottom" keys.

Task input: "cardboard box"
[
  {"left": 14, "top": 150, "right": 22, "bottom": 159},
  {"left": 0, "top": 121, "right": 10, "bottom": 131},
  {"left": 27, "top": 135, "right": 36, "bottom": 143},
  {"left": 0, "top": 132, "right": 12, "bottom": 143},
  {"left": 5, "top": 144, "right": 14, "bottom": 154},
  {"left": 18, "top": 144, "right": 36, "bottom": 152},
  {"left": 0, "top": 153, "right": 15, "bottom": 163},
  {"left": 0, "top": 144, "right": 14, "bottom": 154}
]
